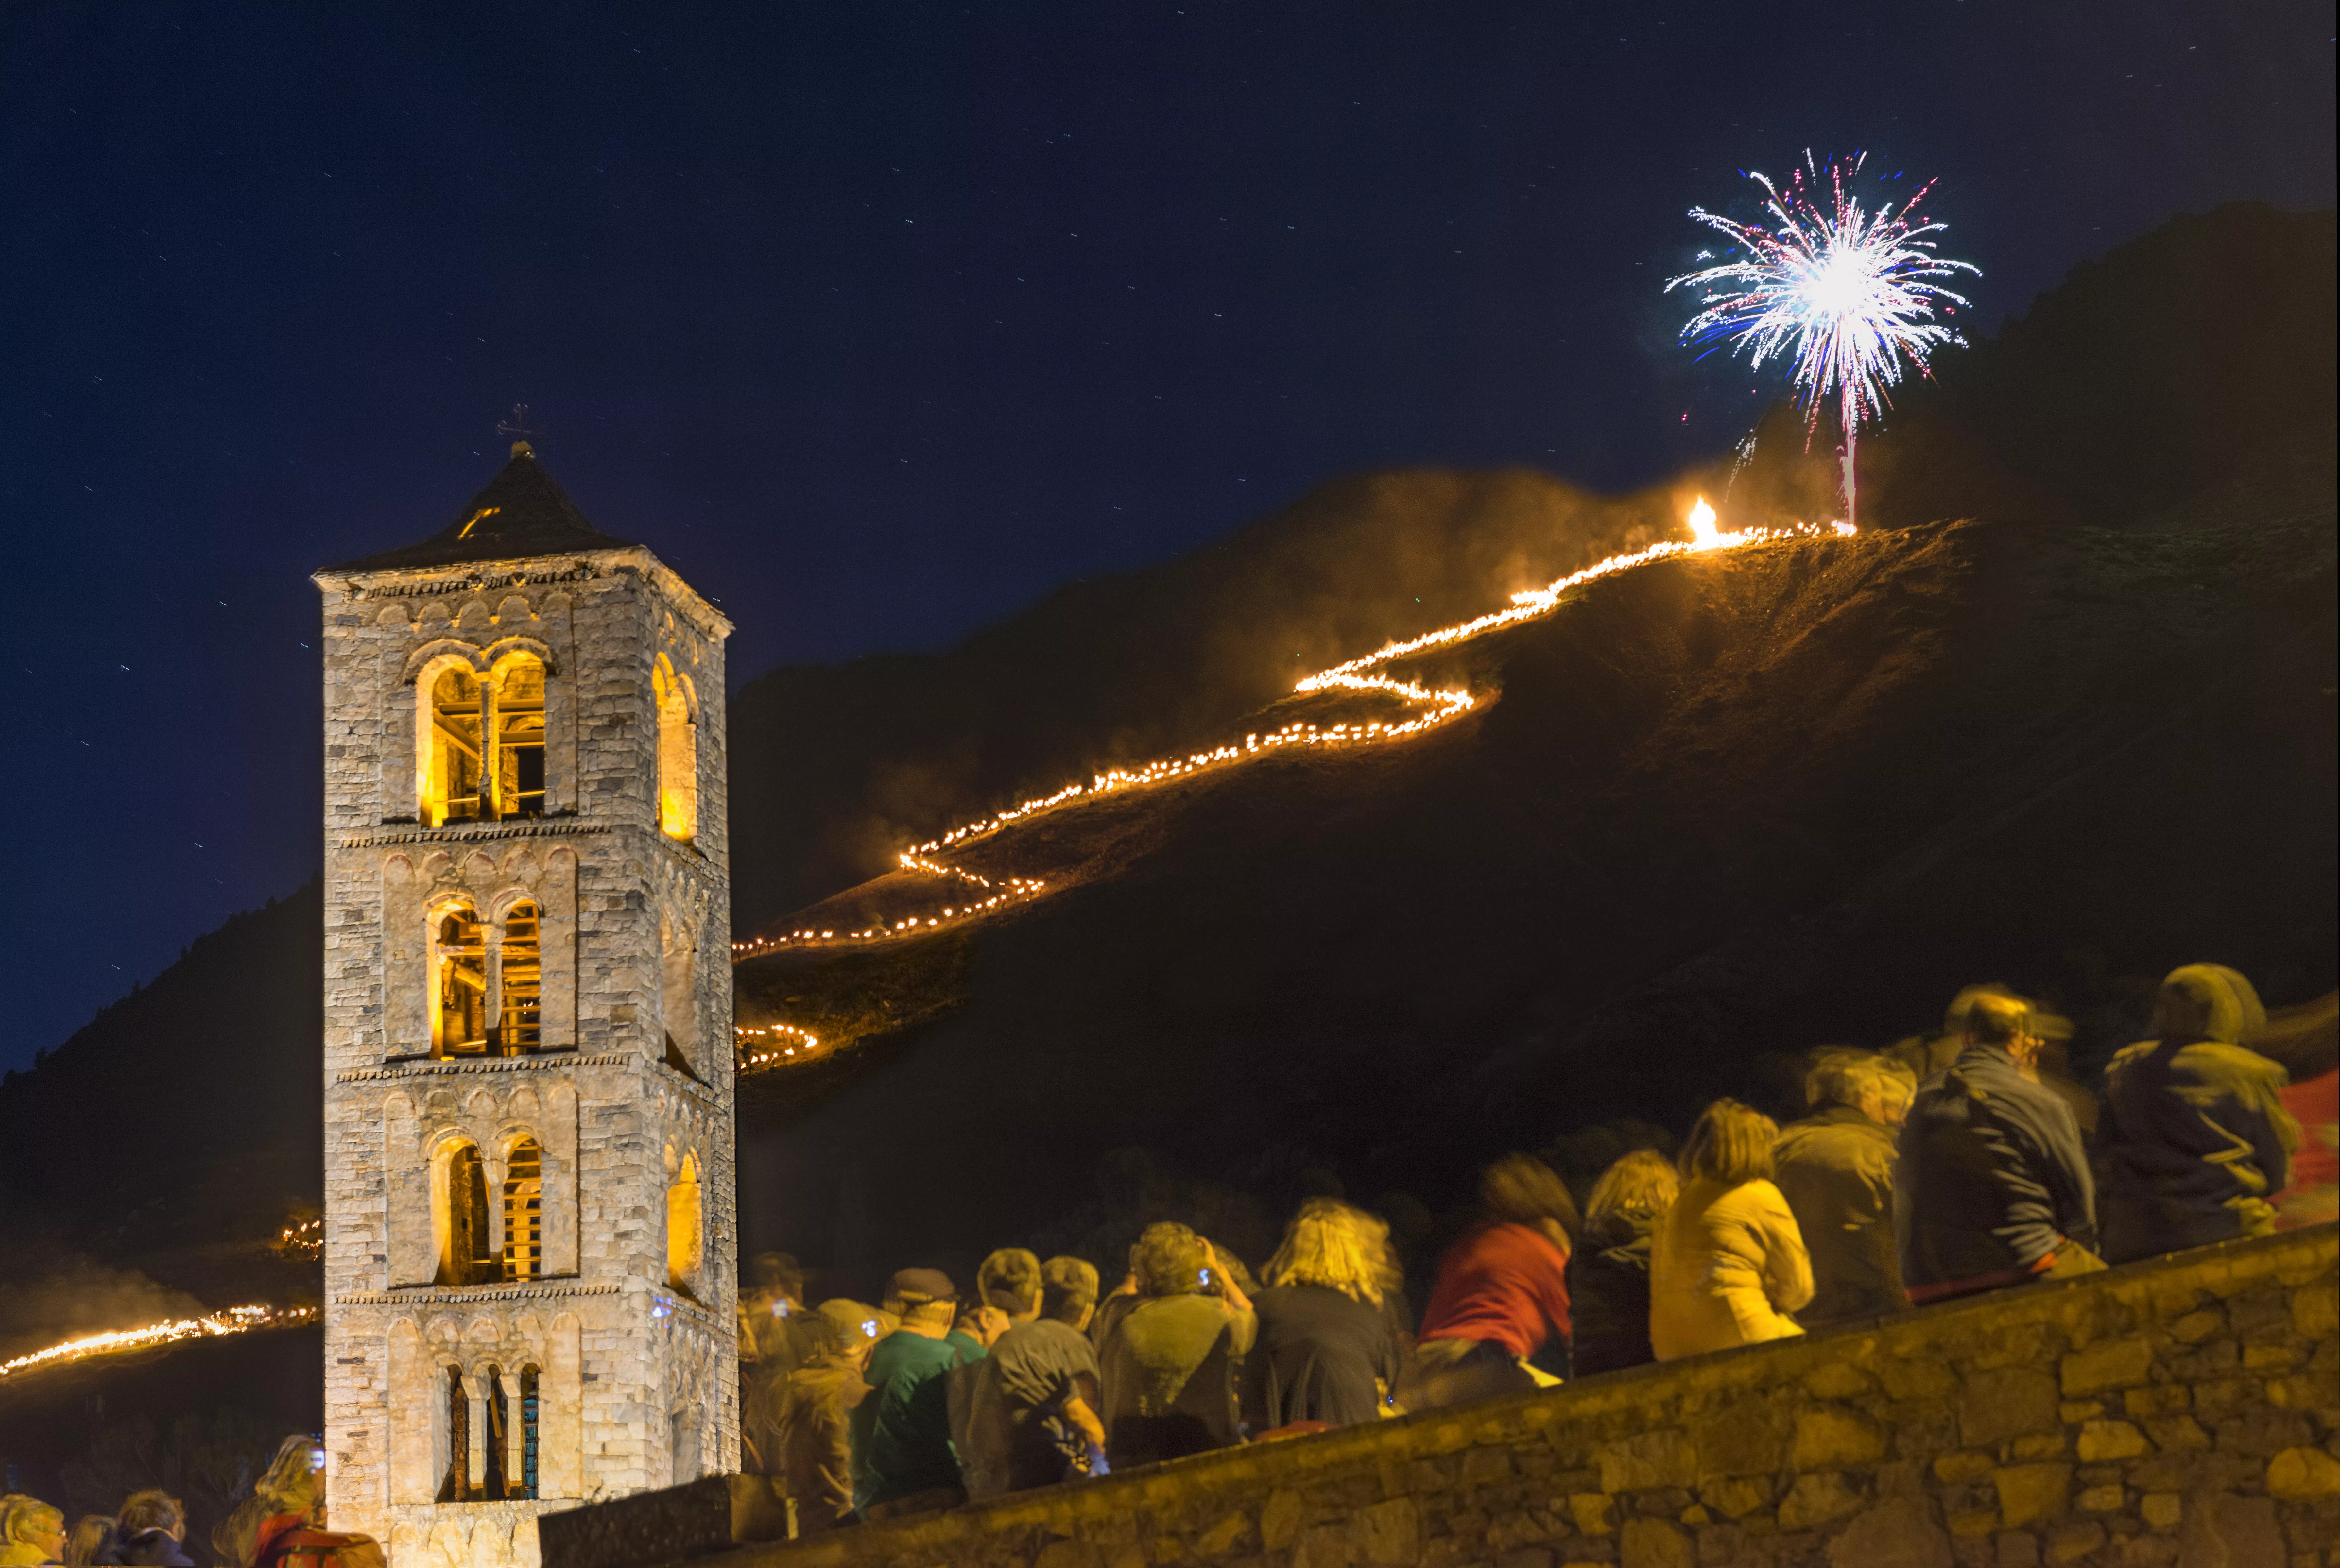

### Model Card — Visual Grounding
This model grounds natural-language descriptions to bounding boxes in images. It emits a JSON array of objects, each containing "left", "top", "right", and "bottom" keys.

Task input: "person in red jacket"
[
  {"left": 1398, "top": 1154, "right": 1578, "bottom": 1411},
  {"left": 211, "top": 1439, "right": 384, "bottom": 1568}
]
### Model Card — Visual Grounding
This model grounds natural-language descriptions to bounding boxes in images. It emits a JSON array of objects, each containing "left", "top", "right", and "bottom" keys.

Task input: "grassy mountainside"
[{"left": 732, "top": 506, "right": 2336, "bottom": 1290}]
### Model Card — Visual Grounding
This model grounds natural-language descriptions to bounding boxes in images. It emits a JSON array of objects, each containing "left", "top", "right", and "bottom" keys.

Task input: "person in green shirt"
[{"left": 849, "top": 1268, "right": 986, "bottom": 1521}]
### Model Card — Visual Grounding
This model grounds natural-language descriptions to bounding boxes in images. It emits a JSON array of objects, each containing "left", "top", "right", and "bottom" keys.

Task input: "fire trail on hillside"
[
  {"left": 729, "top": 501, "right": 1854, "bottom": 1069},
  {"left": 0, "top": 1304, "right": 319, "bottom": 1387}
]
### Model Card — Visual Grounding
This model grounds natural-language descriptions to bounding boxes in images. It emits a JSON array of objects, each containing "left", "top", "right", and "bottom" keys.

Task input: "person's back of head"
[
  {"left": 1583, "top": 1149, "right": 1679, "bottom": 1243},
  {"left": 1679, "top": 1099, "right": 1780, "bottom": 1186},
  {"left": 976, "top": 1247, "right": 1043, "bottom": 1320},
  {"left": 114, "top": 1494, "right": 181, "bottom": 1545},
  {"left": 749, "top": 1251, "right": 805, "bottom": 1302},
  {"left": 1479, "top": 1152, "right": 1581, "bottom": 1245},
  {"left": 213, "top": 1435, "right": 323, "bottom": 1567},
  {"left": 880, "top": 1268, "right": 959, "bottom": 1334},
  {"left": 1804, "top": 1050, "right": 1915, "bottom": 1128},
  {"left": 809, "top": 1299, "right": 885, "bottom": 1368},
  {"left": 2157, "top": 964, "right": 2266, "bottom": 1048},
  {"left": 1130, "top": 1222, "right": 1209, "bottom": 1298},
  {"left": 1263, "top": 1198, "right": 1388, "bottom": 1306},
  {"left": 62, "top": 1516, "right": 114, "bottom": 1566},
  {"left": 1039, "top": 1256, "right": 1101, "bottom": 1326}
]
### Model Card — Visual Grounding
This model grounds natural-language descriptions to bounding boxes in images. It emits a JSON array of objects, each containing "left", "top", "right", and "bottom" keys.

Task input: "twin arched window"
[
  {"left": 437, "top": 1362, "right": 541, "bottom": 1503},
  {"left": 421, "top": 652, "right": 546, "bottom": 827},
  {"left": 431, "top": 899, "right": 544, "bottom": 1058},
  {"left": 433, "top": 1134, "right": 548, "bottom": 1287}
]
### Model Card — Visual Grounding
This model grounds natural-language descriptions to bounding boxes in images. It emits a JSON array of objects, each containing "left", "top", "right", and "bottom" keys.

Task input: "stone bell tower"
[{"left": 313, "top": 444, "right": 737, "bottom": 1567}]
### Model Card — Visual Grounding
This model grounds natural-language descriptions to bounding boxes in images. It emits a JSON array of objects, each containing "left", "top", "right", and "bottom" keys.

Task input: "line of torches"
[
  {"left": 731, "top": 501, "right": 1855, "bottom": 1071},
  {"left": 0, "top": 1304, "right": 320, "bottom": 1385}
]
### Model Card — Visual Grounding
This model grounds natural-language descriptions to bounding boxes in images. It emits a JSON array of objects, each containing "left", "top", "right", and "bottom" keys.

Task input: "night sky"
[{"left": 2, "top": 2, "right": 2331, "bottom": 1070}]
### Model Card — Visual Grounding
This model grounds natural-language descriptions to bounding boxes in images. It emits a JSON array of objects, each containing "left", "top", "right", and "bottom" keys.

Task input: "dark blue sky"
[{"left": 2, "top": 1, "right": 2332, "bottom": 1069}]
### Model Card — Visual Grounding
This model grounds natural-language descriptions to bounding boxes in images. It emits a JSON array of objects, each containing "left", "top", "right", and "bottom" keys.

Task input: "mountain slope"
[{"left": 735, "top": 505, "right": 2337, "bottom": 1286}]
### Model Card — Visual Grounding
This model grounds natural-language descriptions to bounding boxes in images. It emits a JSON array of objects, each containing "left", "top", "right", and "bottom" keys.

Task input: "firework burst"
[{"left": 1667, "top": 151, "right": 1978, "bottom": 526}]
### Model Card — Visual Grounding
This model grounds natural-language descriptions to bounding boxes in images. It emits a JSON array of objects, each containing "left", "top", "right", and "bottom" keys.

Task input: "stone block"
[
  {"left": 2167, "top": 1308, "right": 2225, "bottom": 1344},
  {"left": 1567, "top": 1494, "right": 1613, "bottom": 1535},
  {"left": 1993, "top": 1532, "right": 2039, "bottom": 1566},
  {"left": 2142, "top": 1417, "right": 2210, "bottom": 1453},
  {"left": 2125, "top": 1385, "right": 2192, "bottom": 1419},
  {"left": 2140, "top": 1493, "right": 2181, "bottom": 1531},
  {"left": 1596, "top": 1430, "right": 1697, "bottom": 1492},
  {"left": 2062, "top": 1338, "right": 2155, "bottom": 1397},
  {"left": 1696, "top": 1476, "right": 1771, "bottom": 1520},
  {"left": 2294, "top": 1277, "right": 2339, "bottom": 1338},
  {"left": 1805, "top": 1362, "right": 1875, "bottom": 1400},
  {"left": 2267, "top": 1447, "right": 2340, "bottom": 1500},
  {"left": 1778, "top": 1472, "right": 1862, "bottom": 1531},
  {"left": 1825, "top": 1497, "right": 1954, "bottom": 1568},
  {"left": 1881, "top": 1355, "right": 1959, "bottom": 1401},
  {"left": 537, "top": 1476, "right": 783, "bottom": 1568},
  {"left": 2077, "top": 1421, "right": 2152, "bottom": 1461},
  {"left": 1937, "top": 1452, "right": 1996, "bottom": 1484},
  {"left": 1194, "top": 1511, "right": 1254, "bottom": 1555},
  {"left": 2010, "top": 1434, "right": 2068, "bottom": 1461},
  {"left": 1992, "top": 1464, "right": 2072, "bottom": 1529},
  {"left": 2177, "top": 1494, "right": 2282, "bottom": 1567},
  {"left": 1794, "top": 1408, "right": 1887, "bottom": 1471},
  {"left": 2041, "top": 1521, "right": 2104, "bottom": 1565},
  {"left": 2078, "top": 1485, "right": 2125, "bottom": 1512},
  {"left": 1262, "top": 1490, "right": 1307, "bottom": 1552},
  {"left": 1961, "top": 1368, "right": 2062, "bottom": 1448},
  {"left": 1694, "top": 1406, "right": 1782, "bottom": 1479},
  {"left": 1618, "top": 1517, "right": 1693, "bottom": 1568}
]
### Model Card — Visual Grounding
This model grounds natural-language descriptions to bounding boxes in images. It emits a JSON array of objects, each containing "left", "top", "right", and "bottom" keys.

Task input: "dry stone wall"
[{"left": 715, "top": 1224, "right": 2338, "bottom": 1568}]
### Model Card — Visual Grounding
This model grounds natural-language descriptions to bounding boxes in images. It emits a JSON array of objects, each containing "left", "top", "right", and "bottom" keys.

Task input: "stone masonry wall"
[{"left": 714, "top": 1224, "right": 2338, "bottom": 1568}]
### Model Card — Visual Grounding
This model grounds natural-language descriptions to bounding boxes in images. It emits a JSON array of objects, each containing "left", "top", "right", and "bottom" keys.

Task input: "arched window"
[
  {"left": 433, "top": 1140, "right": 494, "bottom": 1287},
  {"left": 481, "top": 1362, "right": 511, "bottom": 1500},
  {"left": 666, "top": 1151, "right": 703, "bottom": 1297},
  {"left": 496, "top": 901, "right": 542, "bottom": 1056},
  {"left": 660, "top": 911, "right": 696, "bottom": 1076},
  {"left": 652, "top": 656, "right": 697, "bottom": 842},
  {"left": 431, "top": 906, "right": 488, "bottom": 1057},
  {"left": 490, "top": 653, "right": 547, "bottom": 820},
  {"left": 517, "top": 1365, "right": 541, "bottom": 1501},
  {"left": 501, "top": 1138, "right": 544, "bottom": 1281},
  {"left": 436, "top": 1365, "right": 471, "bottom": 1502},
  {"left": 425, "top": 666, "right": 486, "bottom": 826}
]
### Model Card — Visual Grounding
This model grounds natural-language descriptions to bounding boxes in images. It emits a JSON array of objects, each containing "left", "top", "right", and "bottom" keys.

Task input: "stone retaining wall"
[{"left": 707, "top": 1224, "right": 2339, "bottom": 1568}]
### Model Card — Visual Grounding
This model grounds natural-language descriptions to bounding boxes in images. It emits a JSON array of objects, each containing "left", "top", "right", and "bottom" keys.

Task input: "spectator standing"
[
  {"left": 1773, "top": 1052, "right": 1914, "bottom": 1327},
  {"left": 0, "top": 1497, "right": 65, "bottom": 1568},
  {"left": 1566, "top": 1150, "right": 1678, "bottom": 1376},
  {"left": 112, "top": 1492, "right": 193, "bottom": 1568},
  {"left": 1402, "top": 1155, "right": 1577, "bottom": 1409},
  {"left": 2096, "top": 965, "right": 2302, "bottom": 1262},
  {"left": 1097, "top": 1223, "right": 1256, "bottom": 1468},
  {"left": 1243, "top": 1200, "right": 1404, "bottom": 1433},
  {"left": 851, "top": 1269, "right": 985, "bottom": 1522},
  {"left": 737, "top": 1253, "right": 811, "bottom": 1475},
  {"left": 777, "top": 1300, "right": 884, "bottom": 1539},
  {"left": 210, "top": 1436, "right": 385, "bottom": 1568},
  {"left": 960, "top": 1257, "right": 1109, "bottom": 1497},
  {"left": 1650, "top": 1100, "right": 1813, "bottom": 1360},
  {"left": 1898, "top": 991, "right": 2101, "bottom": 1304}
]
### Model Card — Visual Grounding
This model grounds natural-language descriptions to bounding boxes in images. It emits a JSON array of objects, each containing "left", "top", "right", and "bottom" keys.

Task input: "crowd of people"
[
  {"left": 737, "top": 961, "right": 2333, "bottom": 1537},
  {"left": 0, "top": 1438, "right": 384, "bottom": 1568},
  {"left": 1, "top": 965, "right": 2323, "bottom": 1560}
]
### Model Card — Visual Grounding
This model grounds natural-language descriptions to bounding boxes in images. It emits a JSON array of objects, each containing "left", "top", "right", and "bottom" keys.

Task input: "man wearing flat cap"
[{"left": 849, "top": 1268, "right": 988, "bottom": 1521}]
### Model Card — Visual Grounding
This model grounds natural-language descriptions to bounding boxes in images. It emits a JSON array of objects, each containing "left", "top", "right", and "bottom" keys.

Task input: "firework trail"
[{"left": 1666, "top": 151, "right": 1978, "bottom": 527}]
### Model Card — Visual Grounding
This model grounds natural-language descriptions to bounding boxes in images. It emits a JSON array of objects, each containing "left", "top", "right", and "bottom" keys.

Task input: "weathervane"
[{"left": 496, "top": 402, "right": 543, "bottom": 453}]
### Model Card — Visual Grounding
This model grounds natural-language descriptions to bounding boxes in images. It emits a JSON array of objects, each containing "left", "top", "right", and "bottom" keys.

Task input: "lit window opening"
[
  {"left": 501, "top": 1138, "right": 544, "bottom": 1281},
  {"left": 427, "top": 667, "right": 485, "bottom": 826},
  {"left": 519, "top": 1365, "right": 541, "bottom": 1500},
  {"left": 435, "top": 1141, "right": 496, "bottom": 1287},
  {"left": 496, "top": 901, "right": 542, "bottom": 1056},
  {"left": 433, "top": 909, "right": 489, "bottom": 1058},
  {"left": 436, "top": 1365, "right": 471, "bottom": 1502},
  {"left": 492, "top": 655, "right": 546, "bottom": 820}
]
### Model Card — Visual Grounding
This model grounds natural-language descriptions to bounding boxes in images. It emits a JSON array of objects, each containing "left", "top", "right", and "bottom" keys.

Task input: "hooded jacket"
[
  {"left": 2095, "top": 966, "right": 2299, "bottom": 1262},
  {"left": 1774, "top": 1104, "right": 1904, "bottom": 1326}
]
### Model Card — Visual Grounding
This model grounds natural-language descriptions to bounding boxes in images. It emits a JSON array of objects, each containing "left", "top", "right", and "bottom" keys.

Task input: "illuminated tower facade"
[{"left": 314, "top": 444, "right": 737, "bottom": 1567}]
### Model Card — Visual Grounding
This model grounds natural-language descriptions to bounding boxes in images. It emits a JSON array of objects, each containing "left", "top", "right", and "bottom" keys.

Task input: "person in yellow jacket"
[{"left": 1650, "top": 1099, "right": 1815, "bottom": 1360}]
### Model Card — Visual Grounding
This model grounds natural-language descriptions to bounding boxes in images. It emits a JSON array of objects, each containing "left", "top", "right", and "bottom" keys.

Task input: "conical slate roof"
[{"left": 323, "top": 445, "right": 637, "bottom": 573}]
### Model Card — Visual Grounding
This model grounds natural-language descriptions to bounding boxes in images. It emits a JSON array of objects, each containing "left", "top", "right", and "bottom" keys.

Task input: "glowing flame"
[
  {"left": 0, "top": 1304, "right": 318, "bottom": 1384},
  {"left": 732, "top": 495, "right": 1863, "bottom": 1065}
]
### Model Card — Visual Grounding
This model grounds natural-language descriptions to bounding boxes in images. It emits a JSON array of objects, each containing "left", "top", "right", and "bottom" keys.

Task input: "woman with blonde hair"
[
  {"left": 1241, "top": 1199, "right": 1406, "bottom": 1433},
  {"left": 1567, "top": 1148, "right": 1679, "bottom": 1375},
  {"left": 211, "top": 1436, "right": 385, "bottom": 1568},
  {"left": 1649, "top": 1100, "right": 1813, "bottom": 1360}
]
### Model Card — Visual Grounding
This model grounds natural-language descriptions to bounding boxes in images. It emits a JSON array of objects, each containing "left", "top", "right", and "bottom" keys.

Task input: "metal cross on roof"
[{"left": 496, "top": 402, "right": 543, "bottom": 444}]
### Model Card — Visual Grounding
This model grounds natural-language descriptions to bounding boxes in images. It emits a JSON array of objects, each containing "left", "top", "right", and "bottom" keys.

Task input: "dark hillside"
[{"left": 736, "top": 507, "right": 2337, "bottom": 1289}]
